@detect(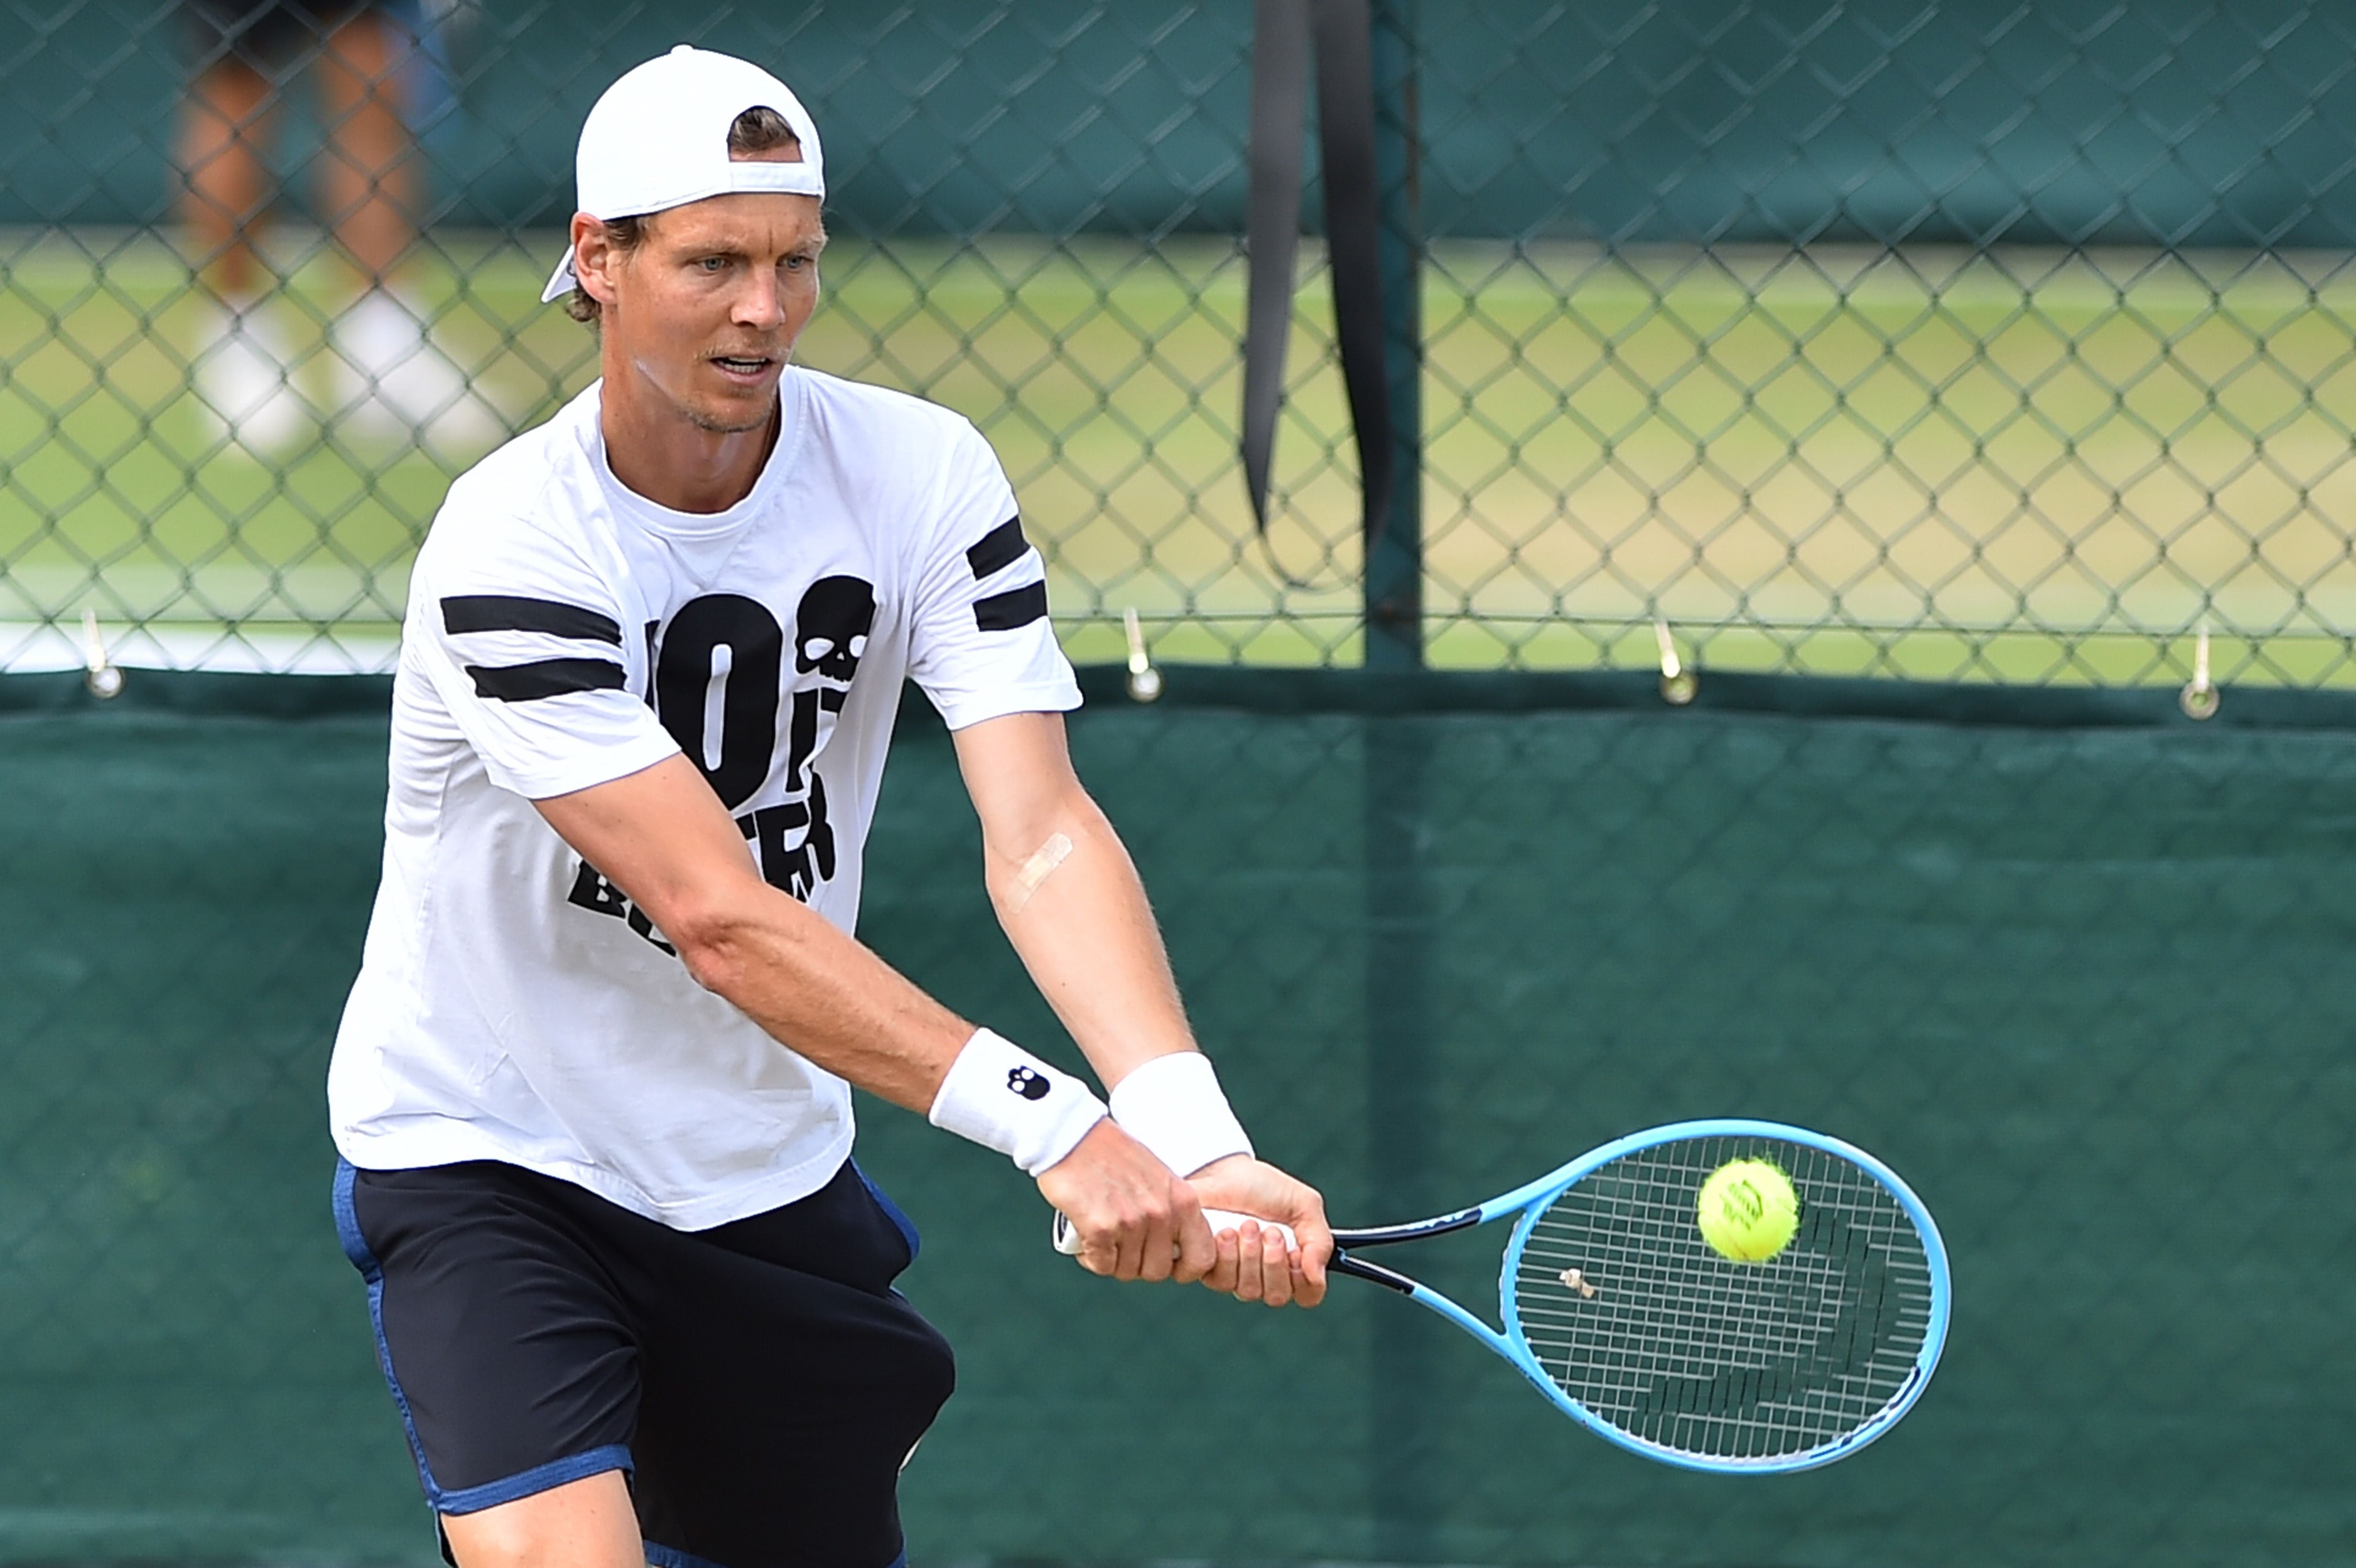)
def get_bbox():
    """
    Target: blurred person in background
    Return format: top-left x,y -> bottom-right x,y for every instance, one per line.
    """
176,0 -> 495,452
